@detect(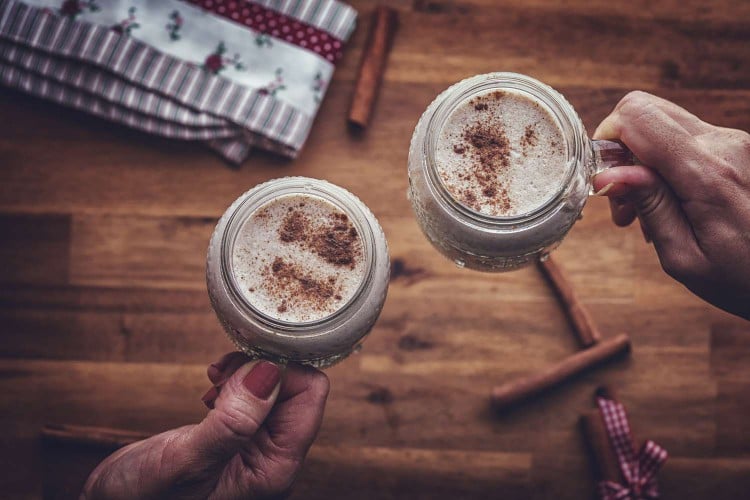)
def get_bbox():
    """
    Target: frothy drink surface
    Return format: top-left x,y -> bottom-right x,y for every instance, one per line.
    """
232,194 -> 366,323
435,88 -> 568,216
